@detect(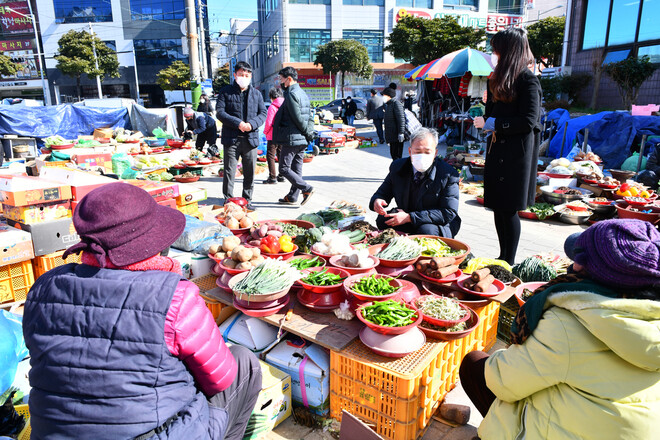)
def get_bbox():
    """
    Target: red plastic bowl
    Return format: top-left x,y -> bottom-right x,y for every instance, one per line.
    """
261,245 -> 298,261
419,308 -> 479,341
167,139 -> 185,148
456,278 -> 506,298
356,301 -> 422,335
368,243 -> 420,268
598,183 -> 618,189
414,295 -> 471,327
623,197 -> 650,207
311,246 -> 354,262
296,266 -> 349,294
297,289 -> 344,312
288,255 -> 326,269
218,258 -> 251,276
344,273 -> 402,302
582,178 -> 599,185
418,268 -> 463,284
514,281 -> 547,307
175,176 -> 200,183
233,295 -> 290,317
328,254 -> 379,275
